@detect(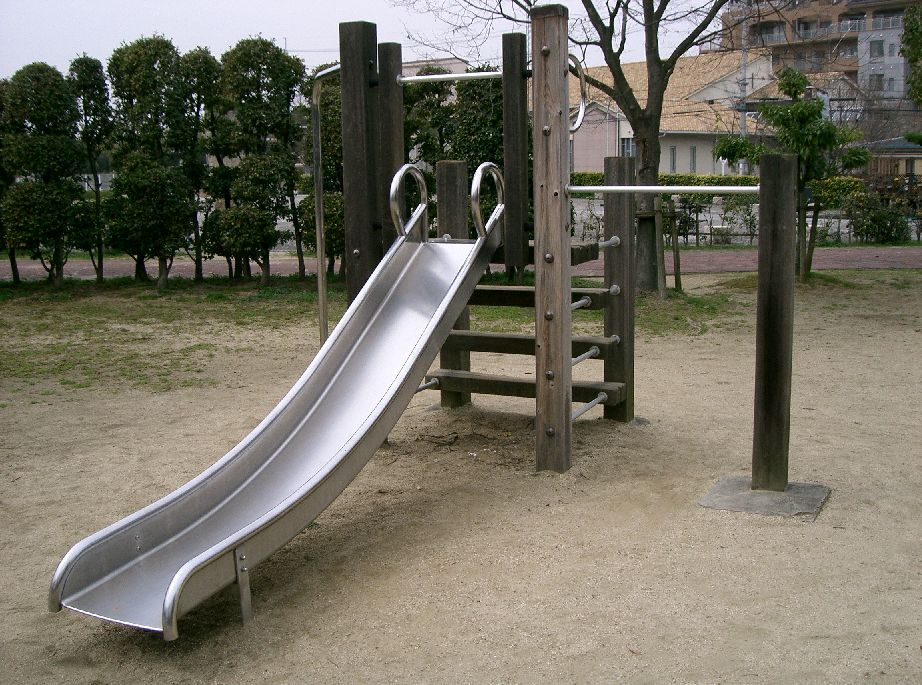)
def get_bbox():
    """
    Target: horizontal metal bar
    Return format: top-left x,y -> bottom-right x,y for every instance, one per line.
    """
570,296 -> 592,311
598,235 -> 621,248
398,71 -> 502,85
568,185 -> 760,195
571,392 -> 608,421
571,345 -> 600,367
416,378 -> 440,393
